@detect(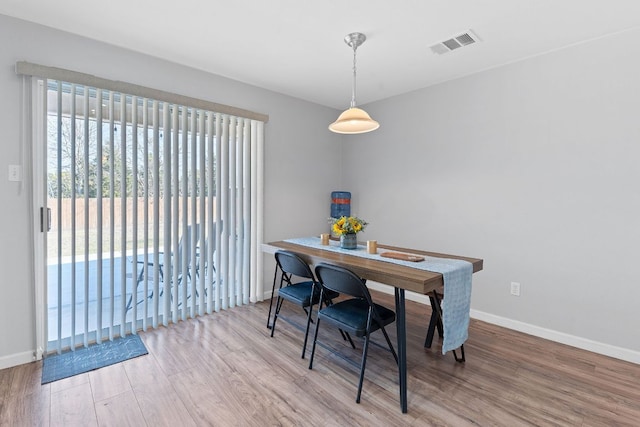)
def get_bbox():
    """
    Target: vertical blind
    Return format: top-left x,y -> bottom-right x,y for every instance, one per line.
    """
20,63 -> 266,354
